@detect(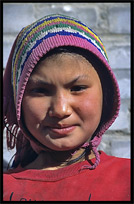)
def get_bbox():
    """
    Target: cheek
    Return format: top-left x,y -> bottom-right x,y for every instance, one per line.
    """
22,97 -> 48,122
77,90 -> 102,124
